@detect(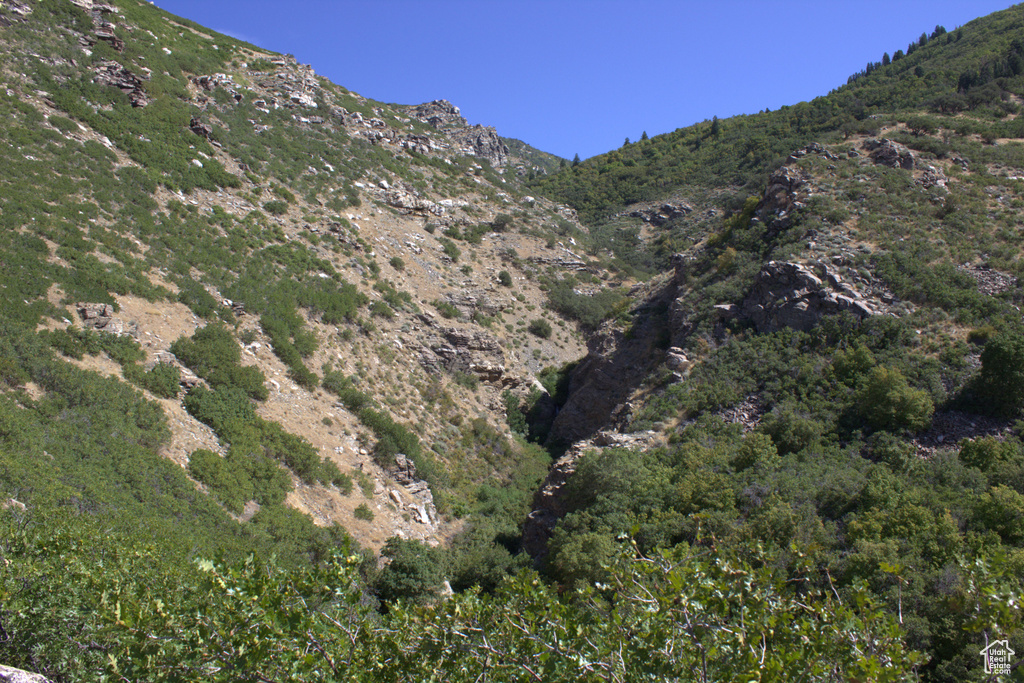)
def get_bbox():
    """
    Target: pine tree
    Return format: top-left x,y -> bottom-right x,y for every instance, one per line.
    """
641,131 -> 649,141
572,153 -> 580,167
